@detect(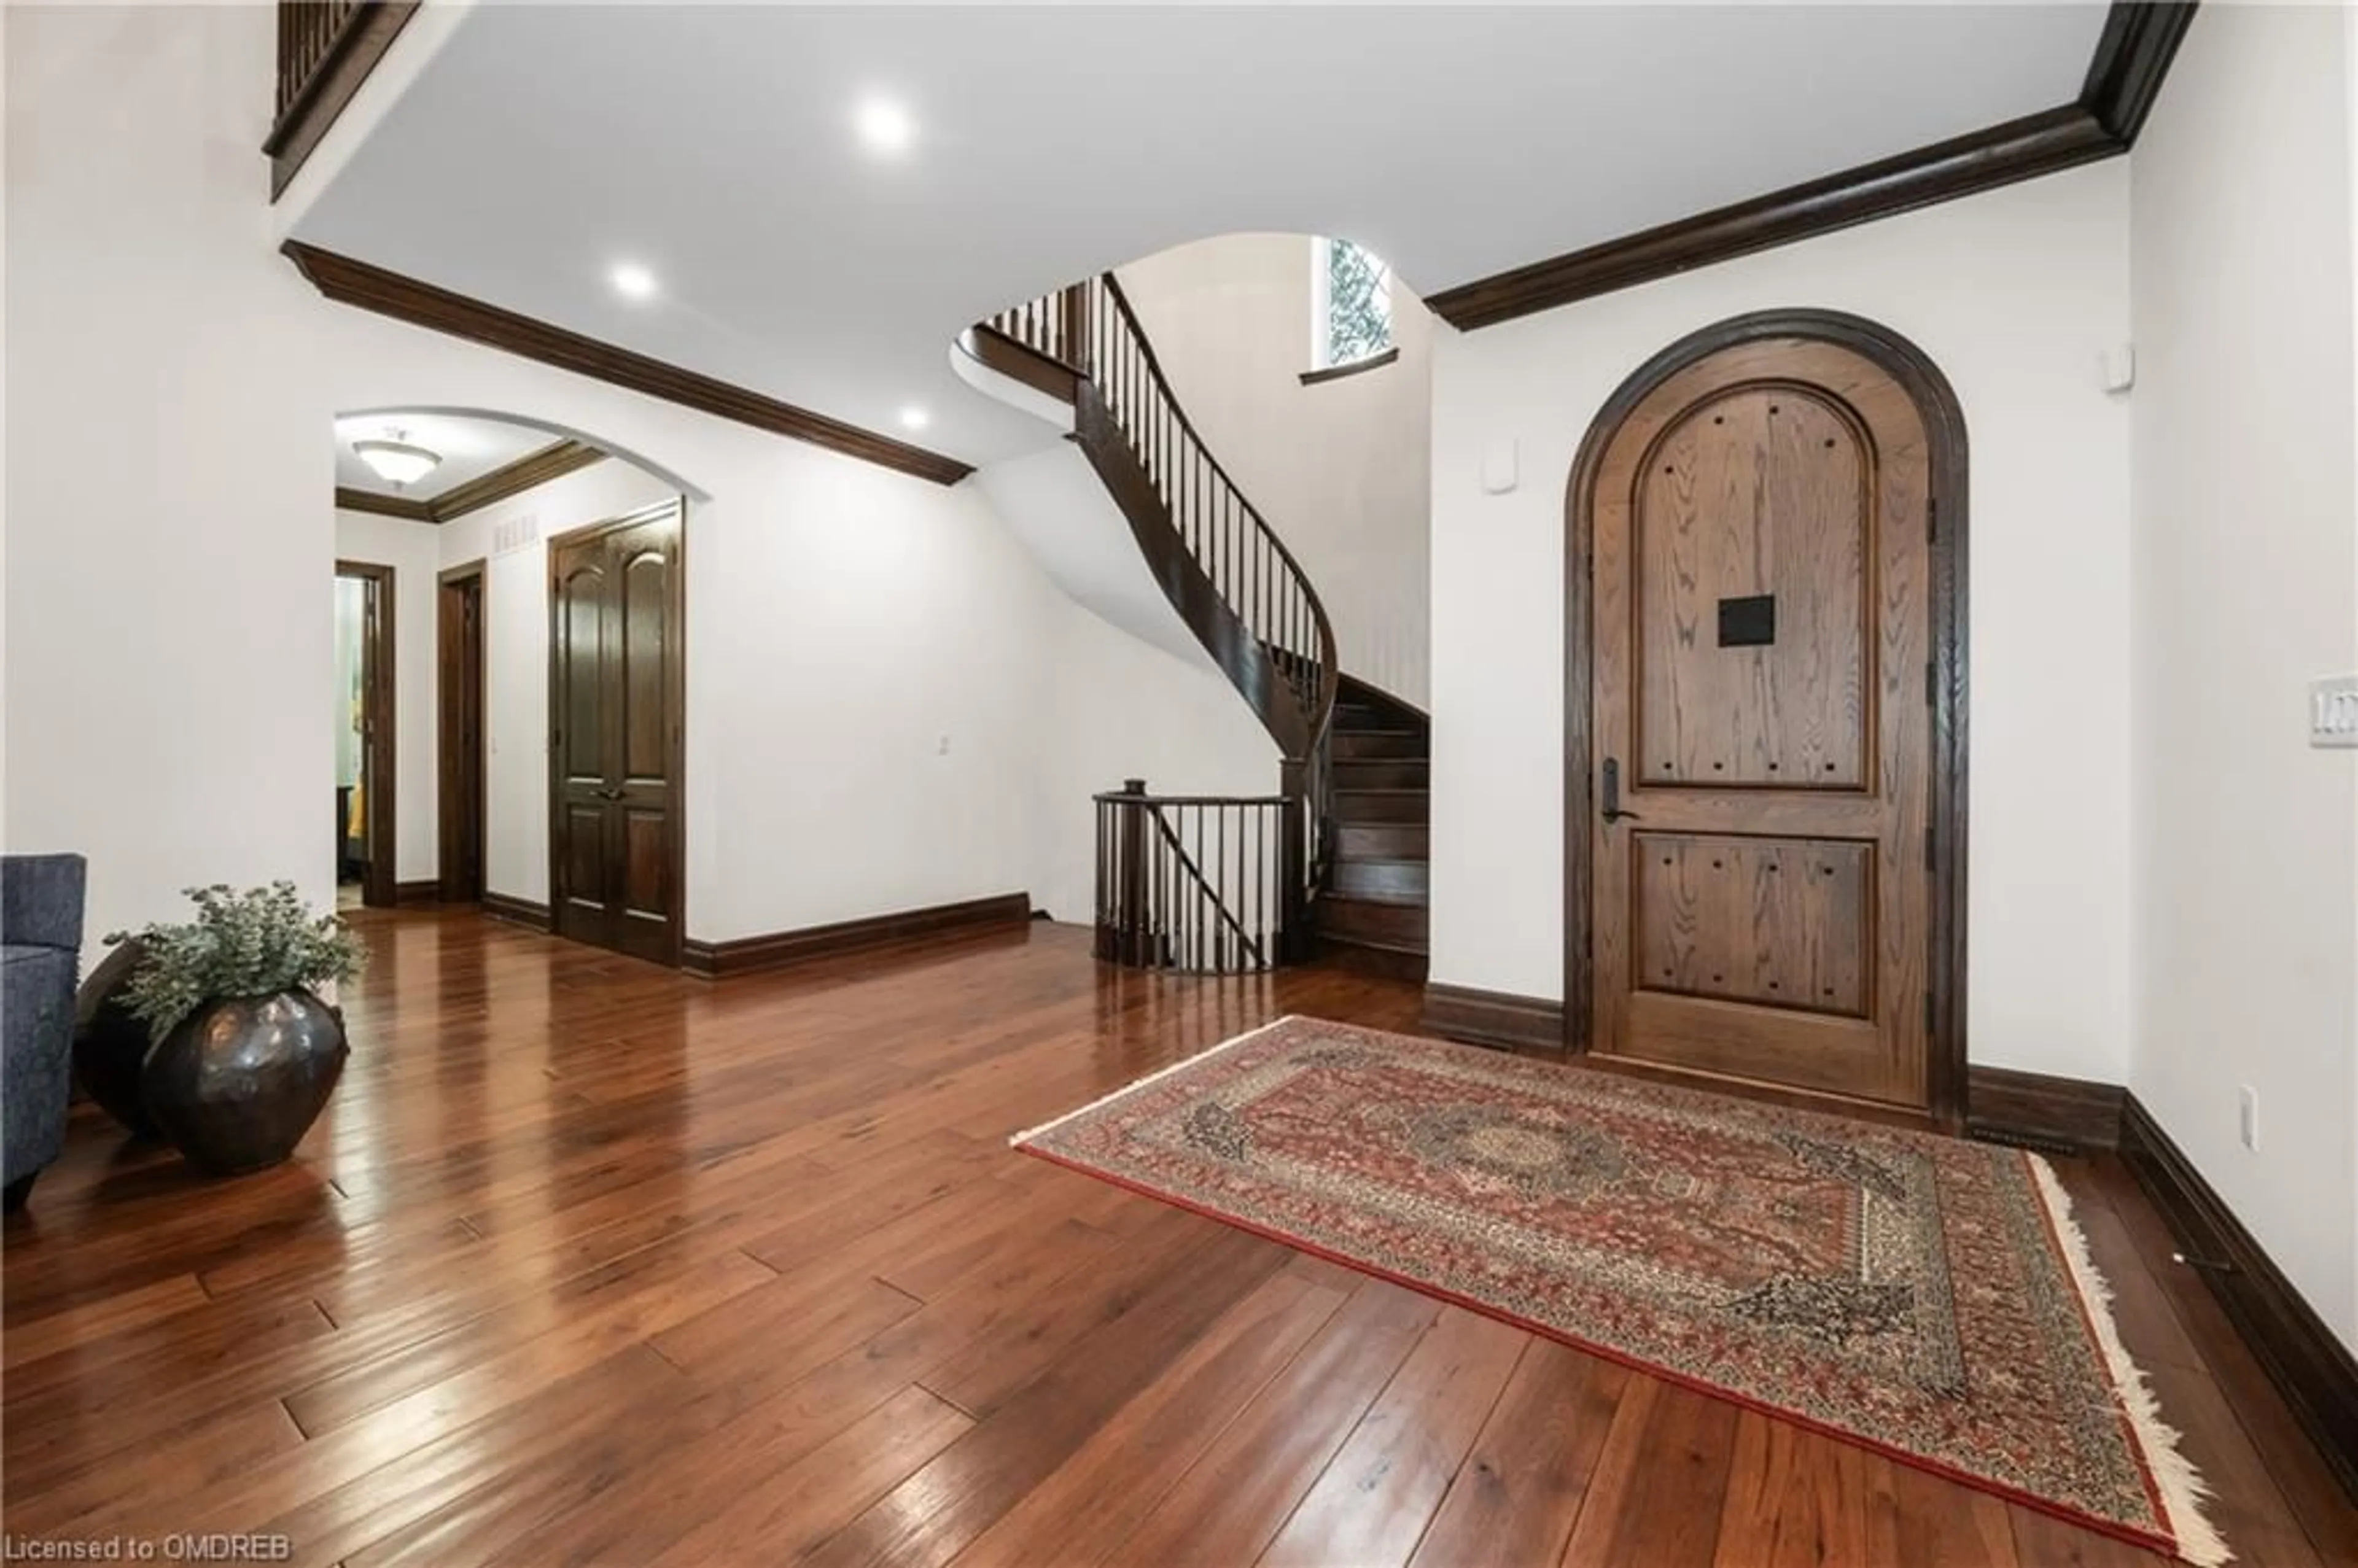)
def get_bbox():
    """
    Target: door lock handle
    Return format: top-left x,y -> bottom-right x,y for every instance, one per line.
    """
595,786 -> 625,801
1601,758 -> 1643,825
